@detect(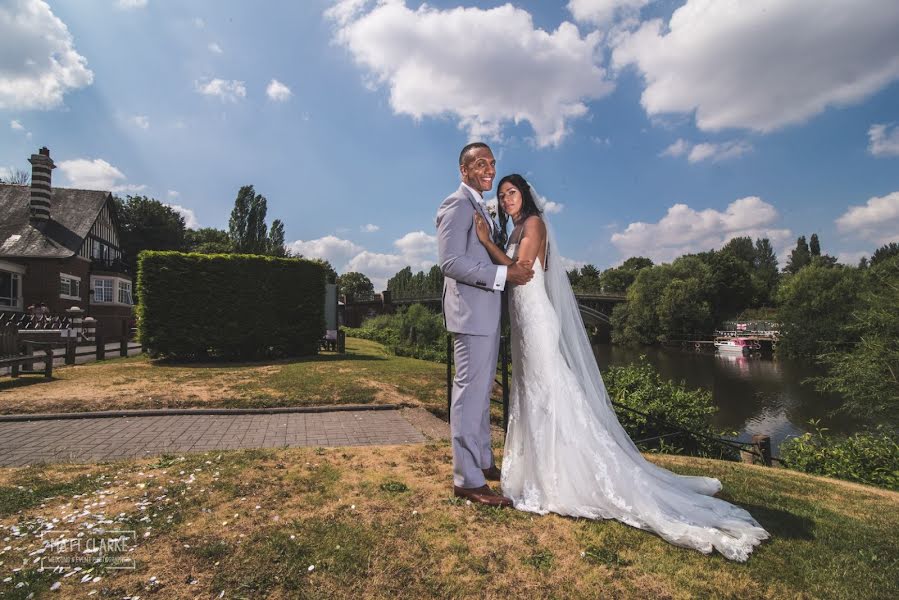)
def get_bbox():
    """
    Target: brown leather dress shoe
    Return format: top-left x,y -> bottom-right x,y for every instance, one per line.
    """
453,485 -> 513,508
482,466 -> 502,482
